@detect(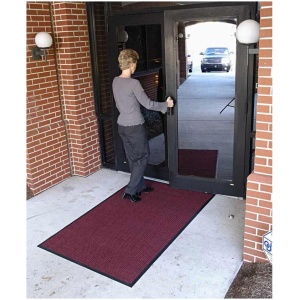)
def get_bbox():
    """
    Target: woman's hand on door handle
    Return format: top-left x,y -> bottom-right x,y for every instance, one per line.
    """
166,96 -> 175,115
166,96 -> 174,107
